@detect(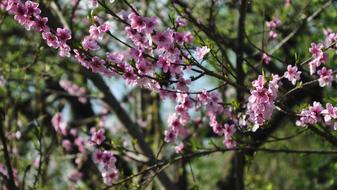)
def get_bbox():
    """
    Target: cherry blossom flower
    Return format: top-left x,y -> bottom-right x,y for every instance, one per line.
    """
321,103 -> 337,123
93,150 -> 104,163
223,138 -> 237,149
144,16 -> 157,33
129,12 -> 146,32
266,18 -> 281,30
102,169 -> 119,185
51,112 -> 67,135
90,128 -> 105,145
74,137 -> 86,153
56,28 -> 71,43
284,65 -> 301,85
195,46 -> 210,60
247,75 -> 280,129
152,30 -> 174,49
317,67 -> 333,87
175,142 -> 184,153
82,36 -> 100,51
25,1 -> 40,16
223,123 -> 236,139
32,16 -> 49,32
297,102 -> 323,127
58,43 -> 71,58
164,129 -> 177,143
262,53 -> 271,64
42,32 -> 59,48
